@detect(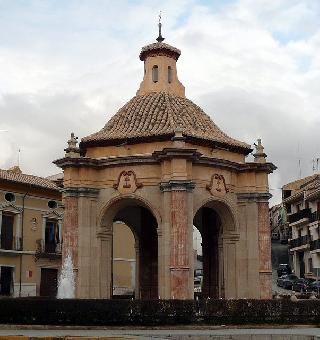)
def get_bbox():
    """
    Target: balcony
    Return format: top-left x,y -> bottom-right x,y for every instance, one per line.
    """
289,235 -> 310,249
310,239 -> 320,251
0,236 -> 22,254
288,208 -> 311,225
35,239 -> 62,260
310,211 -> 320,223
